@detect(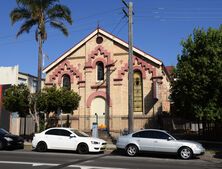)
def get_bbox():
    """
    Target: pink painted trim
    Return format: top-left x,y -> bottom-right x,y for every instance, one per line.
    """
48,60 -> 84,85
44,28 -> 162,73
91,84 -> 106,89
113,56 -> 157,81
133,66 -> 146,79
92,57 -> 107,69
86,91 -> 112,108
84,45 -> 114,69
58,71 -> 74,85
